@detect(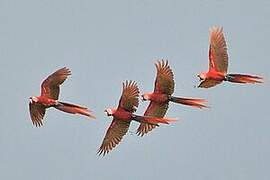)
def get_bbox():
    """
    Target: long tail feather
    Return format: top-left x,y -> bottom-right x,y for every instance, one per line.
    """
133,115 -> 177,125
170,96 -> 208,109
226,74 -> 263,84
55,101 -> 96,119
